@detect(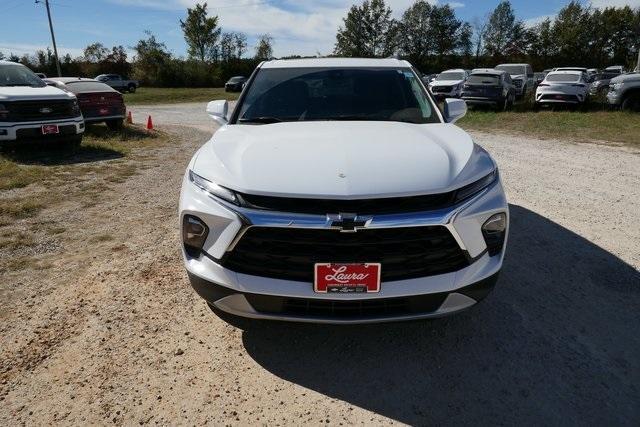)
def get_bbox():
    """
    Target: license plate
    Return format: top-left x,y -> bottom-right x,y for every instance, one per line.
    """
555,95 -> 564,99
41,124 -> 59,135
314,263 -> 381,293
99,108 -> 110,115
